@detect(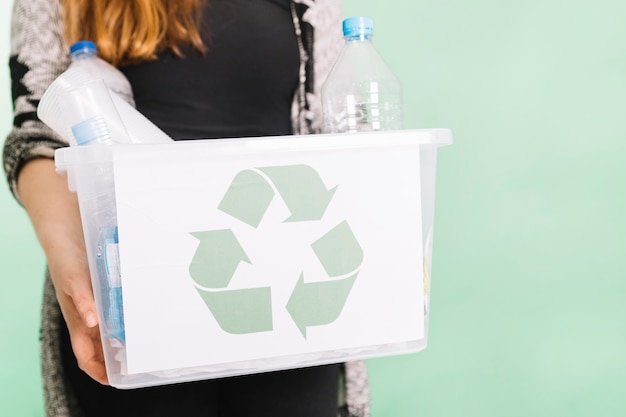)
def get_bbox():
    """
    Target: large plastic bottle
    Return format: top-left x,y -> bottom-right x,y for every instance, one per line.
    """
69,40 -> 135,106
69,41 -> 128,341
321,17 -> 403,133
37,41 -> 174,145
